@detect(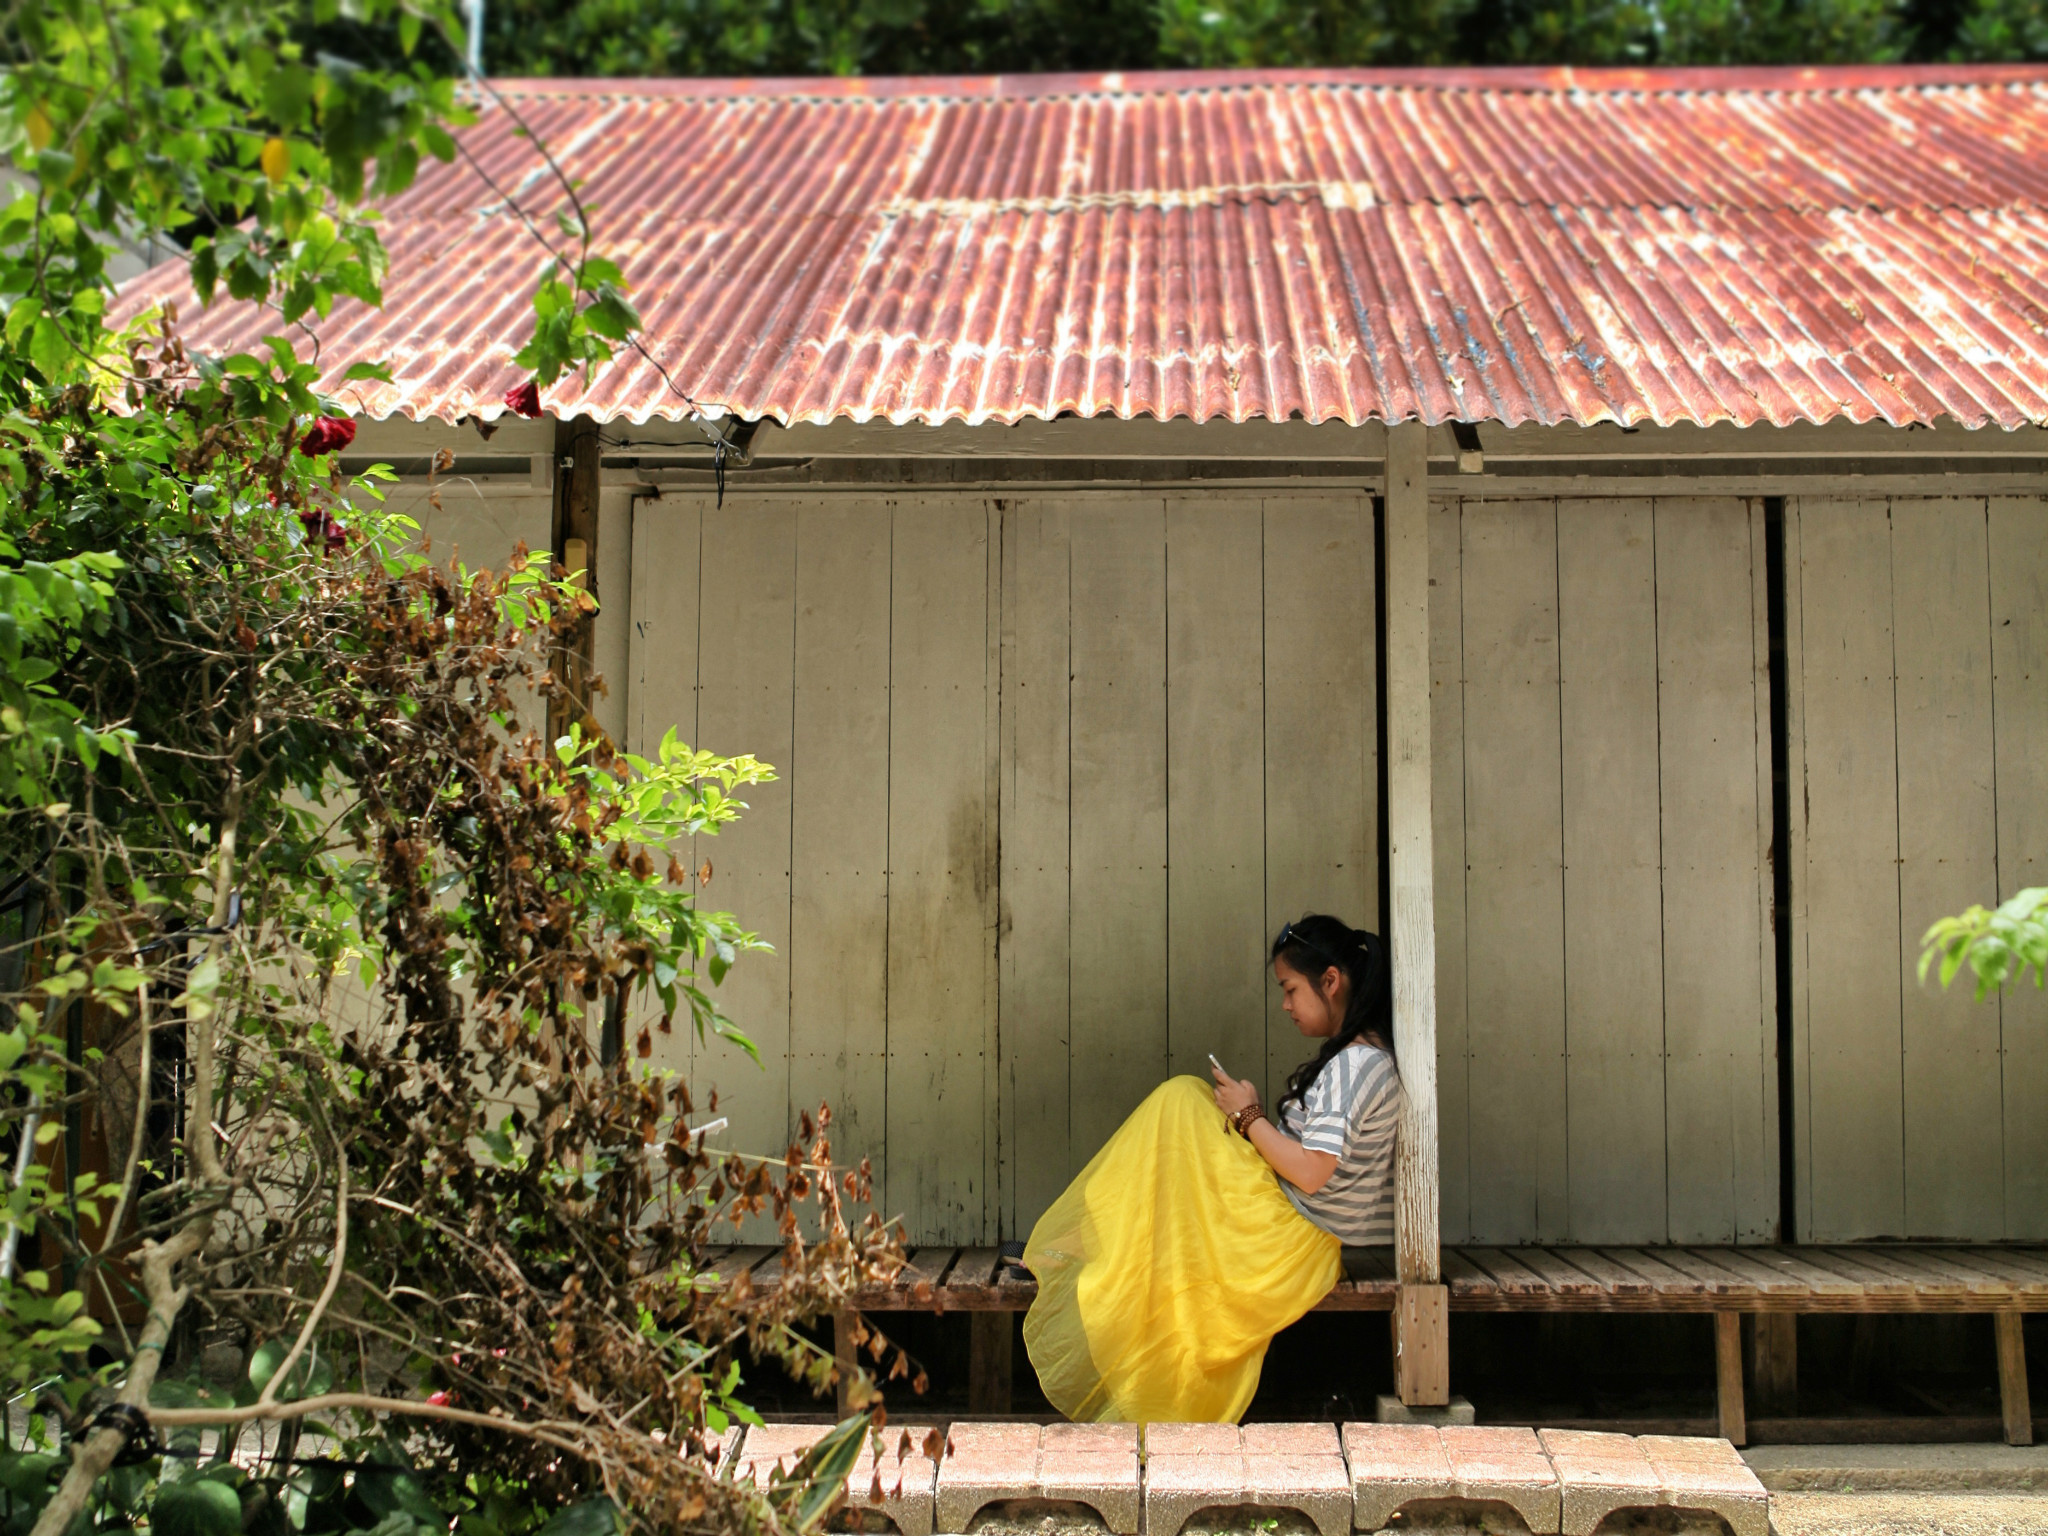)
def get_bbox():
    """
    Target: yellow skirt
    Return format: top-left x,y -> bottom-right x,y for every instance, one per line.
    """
1021,1076 -> 1342,1423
